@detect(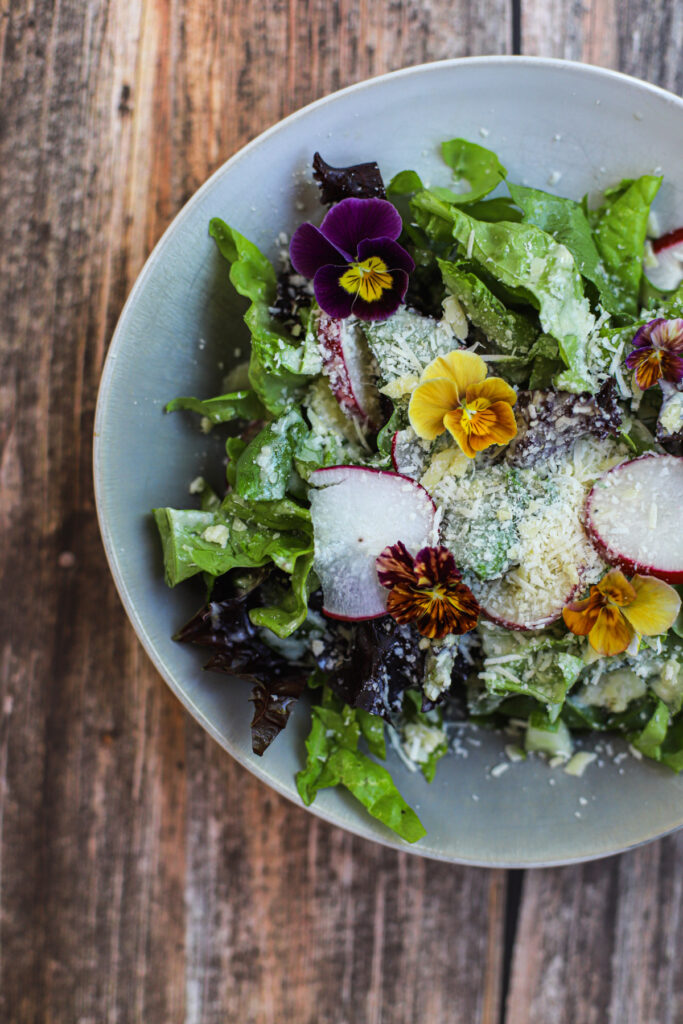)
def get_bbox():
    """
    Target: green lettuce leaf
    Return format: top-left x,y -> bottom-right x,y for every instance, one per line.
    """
209,218 -> 321,414
437,258 -> 538,354
225,436 -> 248,488
248,549 -> 315,636
631,698 -> 669,759
165,390 -> 265,424
153,494 -> 312,584
527,334 -> 564,389
293,379 -> 366,480
462,196 -> 522,223
507,181 -> 622,315
661,715 -> 683,772
387,169 -> 425,196
357,709 -> 387,760
235,408 -> 308,501
154,495 -> 314,637
432,138 -> 507,205
658,283 -> 683,318
478,626 -> 584,721
412,192 -> 596,391
589,174 -> 662,317
296,686 -> 426,843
